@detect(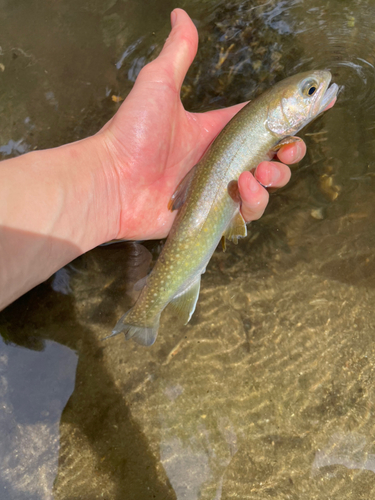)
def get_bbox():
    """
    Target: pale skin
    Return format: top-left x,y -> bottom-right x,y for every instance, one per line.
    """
0,9 -> 307,311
